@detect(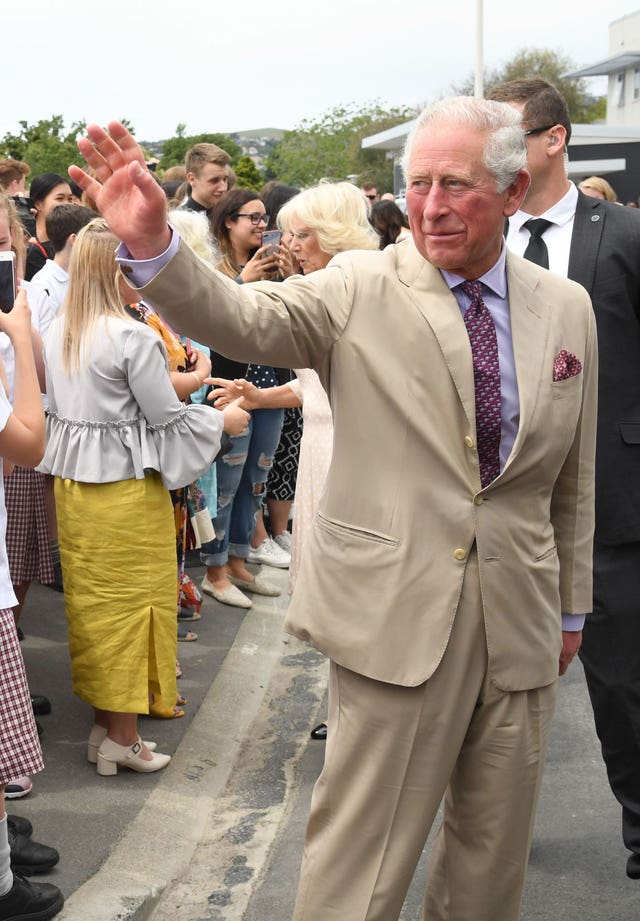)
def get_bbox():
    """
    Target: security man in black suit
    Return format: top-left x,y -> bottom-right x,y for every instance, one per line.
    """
490,77 -> 640,880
